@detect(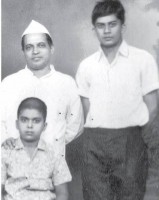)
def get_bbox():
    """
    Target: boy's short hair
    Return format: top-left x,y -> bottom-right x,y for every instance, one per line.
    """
17,97 -> 47,121
92,0 -> 125,25
21,33 -> 53,51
